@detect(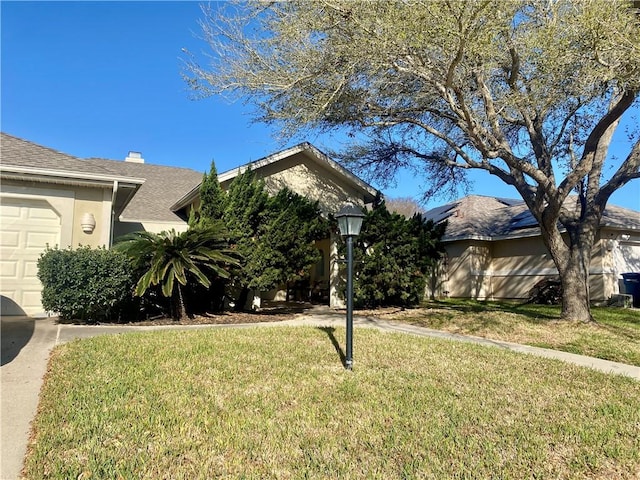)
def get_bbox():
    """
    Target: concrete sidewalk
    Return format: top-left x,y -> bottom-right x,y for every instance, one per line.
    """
2,312 -> 638,479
